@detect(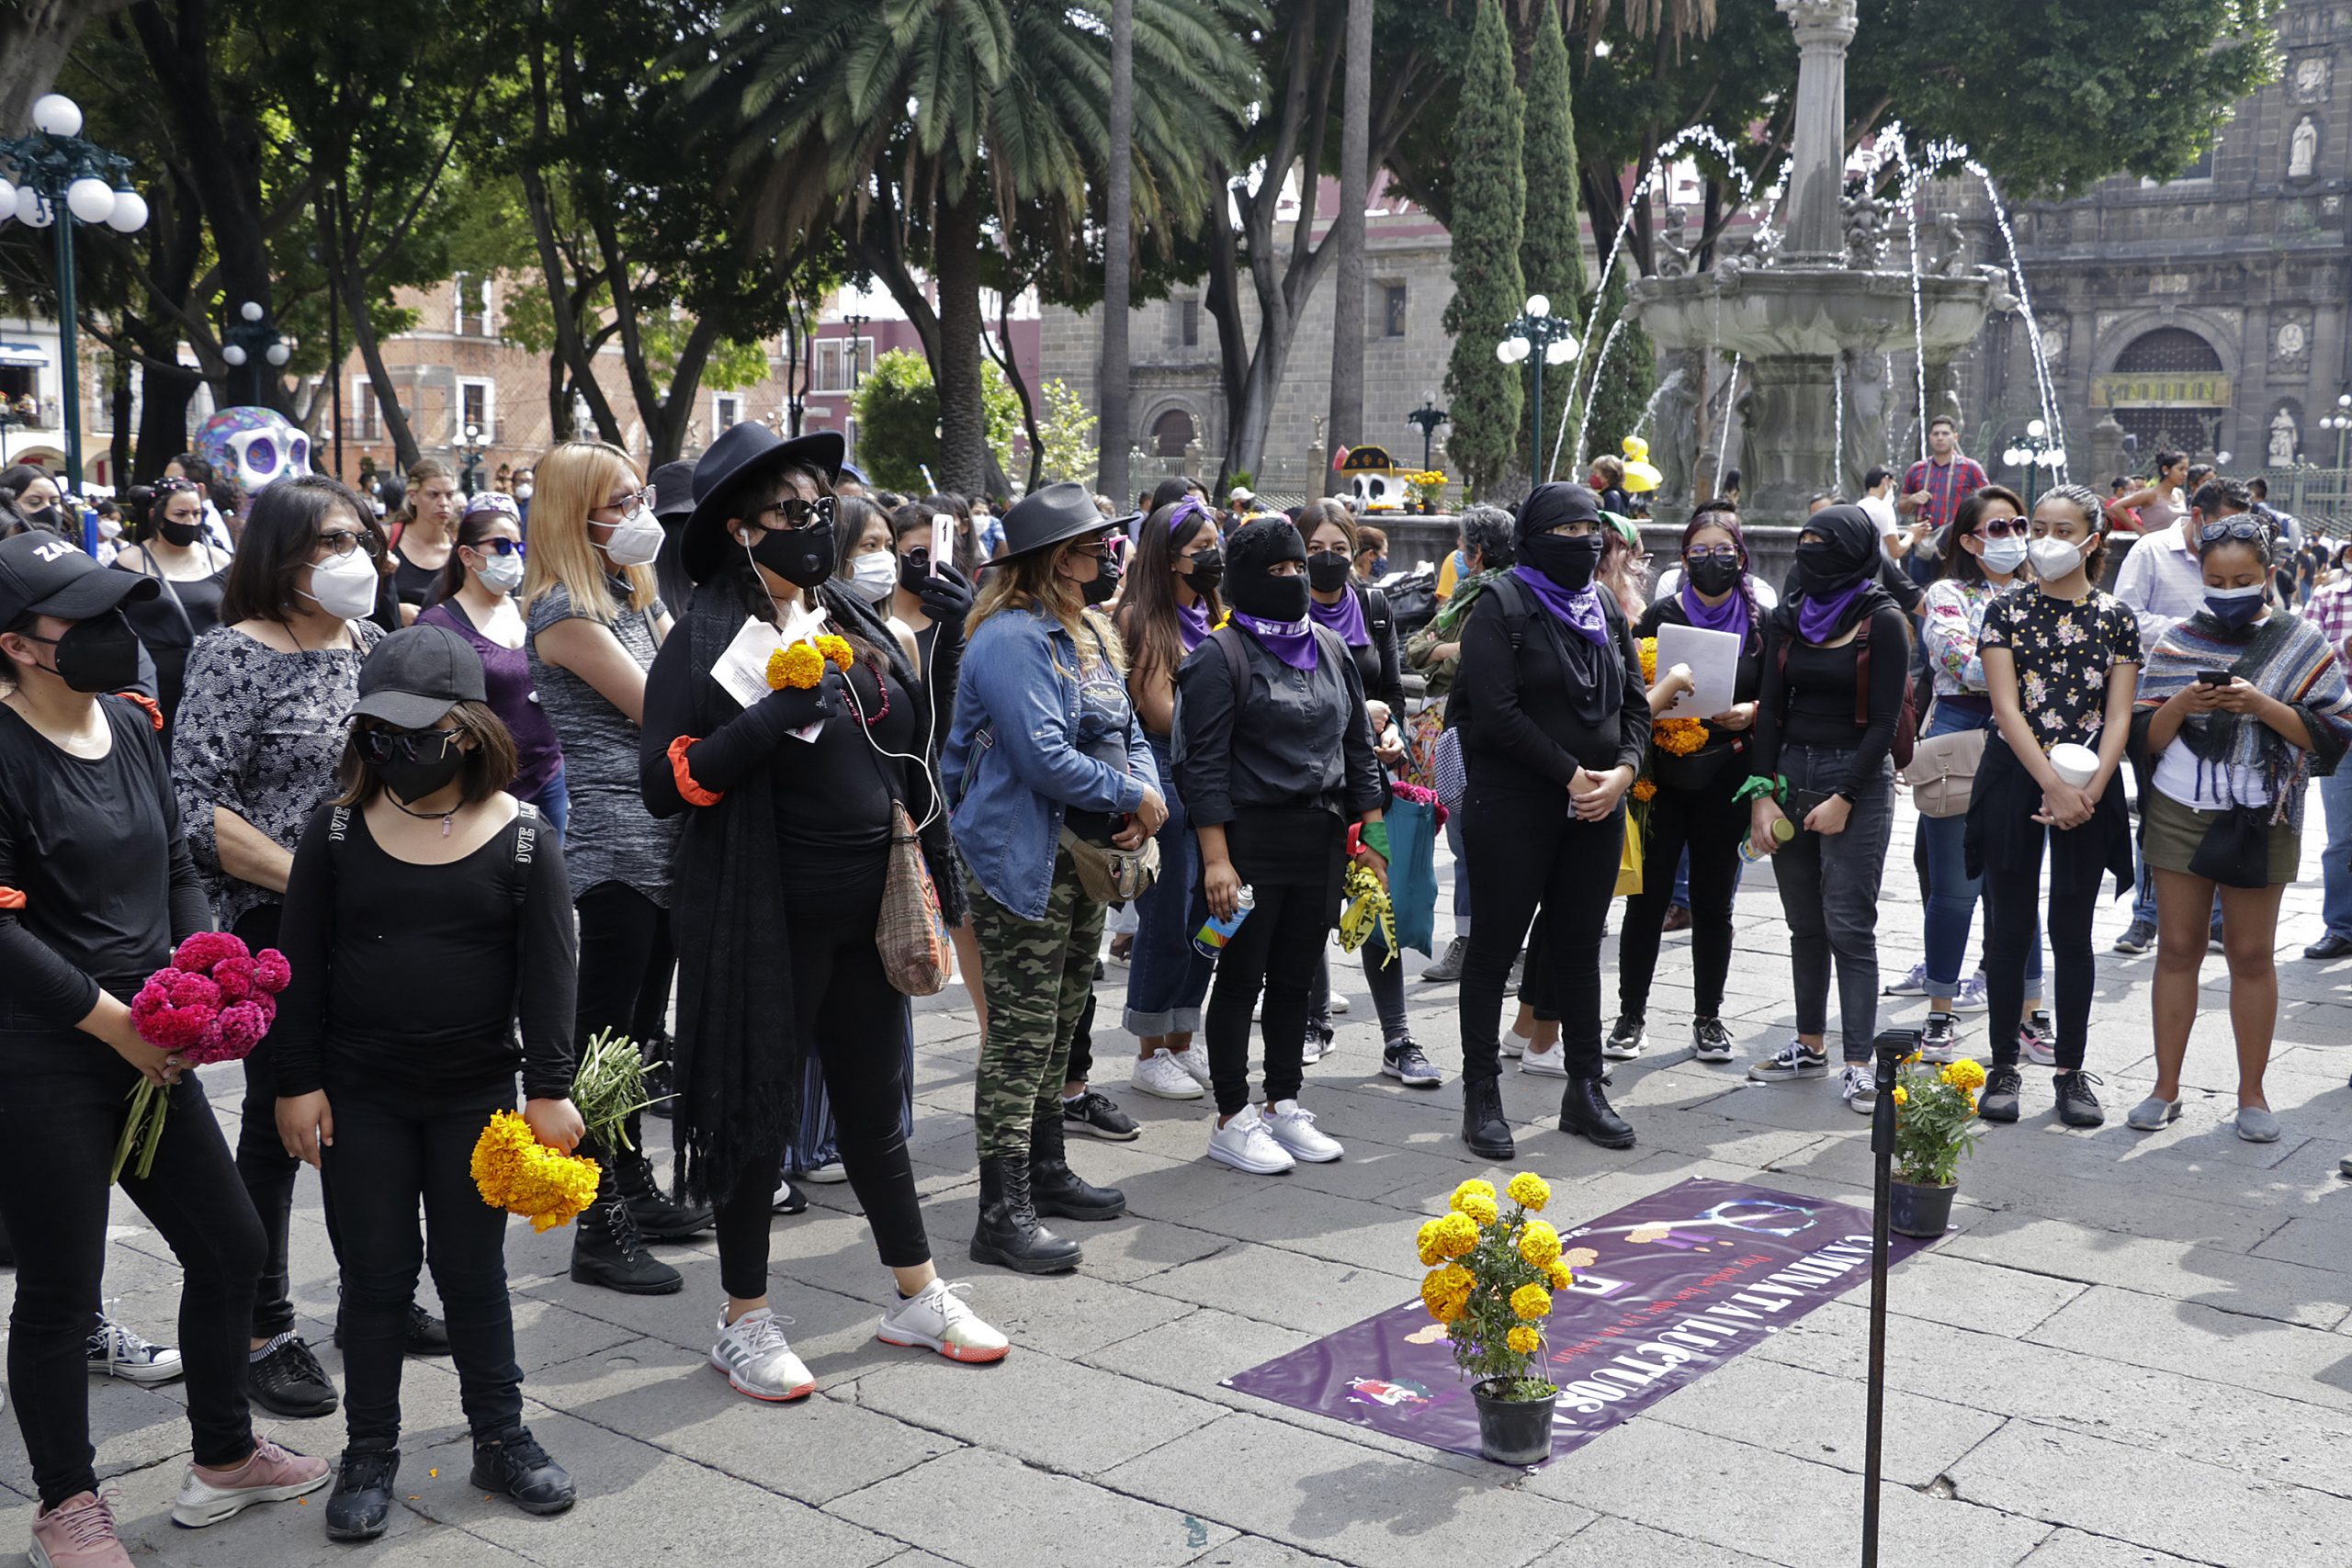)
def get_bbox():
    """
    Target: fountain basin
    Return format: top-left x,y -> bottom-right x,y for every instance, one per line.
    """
1629,265 -> 2001,359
